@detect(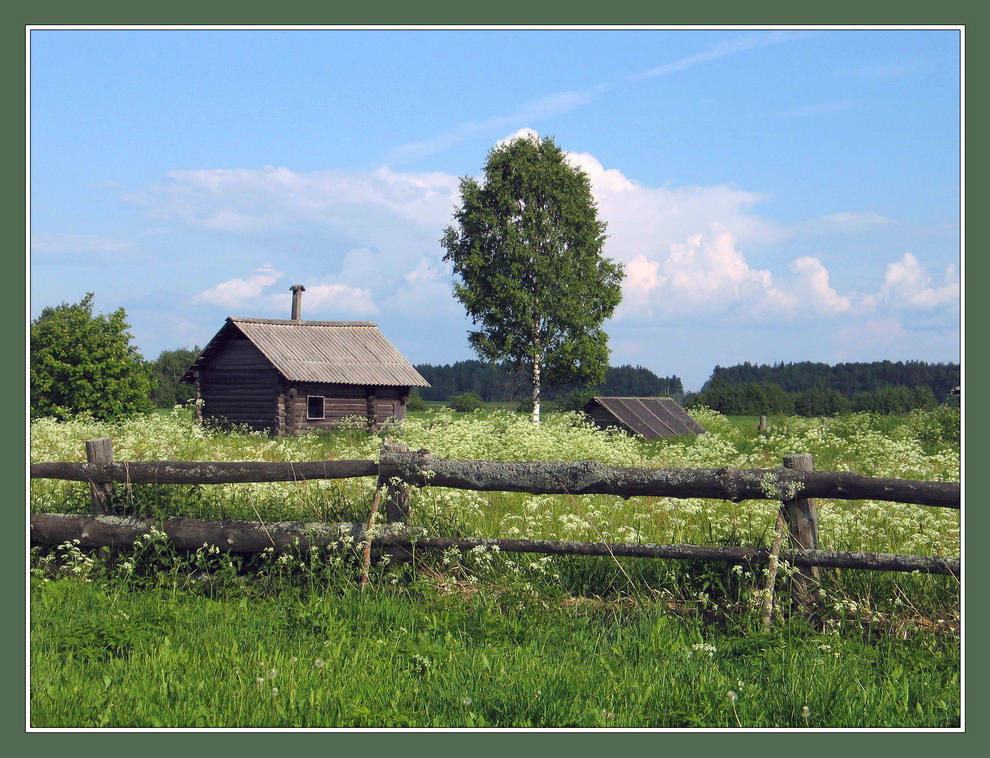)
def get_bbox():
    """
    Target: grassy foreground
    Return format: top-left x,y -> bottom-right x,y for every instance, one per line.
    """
30,406 -> 961,728
31,575 -> 958,729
